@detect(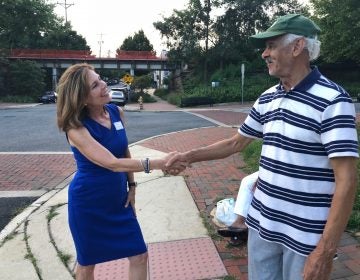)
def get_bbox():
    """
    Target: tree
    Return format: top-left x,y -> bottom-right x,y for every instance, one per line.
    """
41,22 -> 90,50
0,0 -> 90,51
116,30 -> 154,52
7,60 -> 46,98
154,0 -> 220,82
132,75 -> 152,93
0,0 -> 90,100
213,0 -> 307,68
310,0 -> 360,63
154,0 -> 307,82
0,0 -> 58,49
